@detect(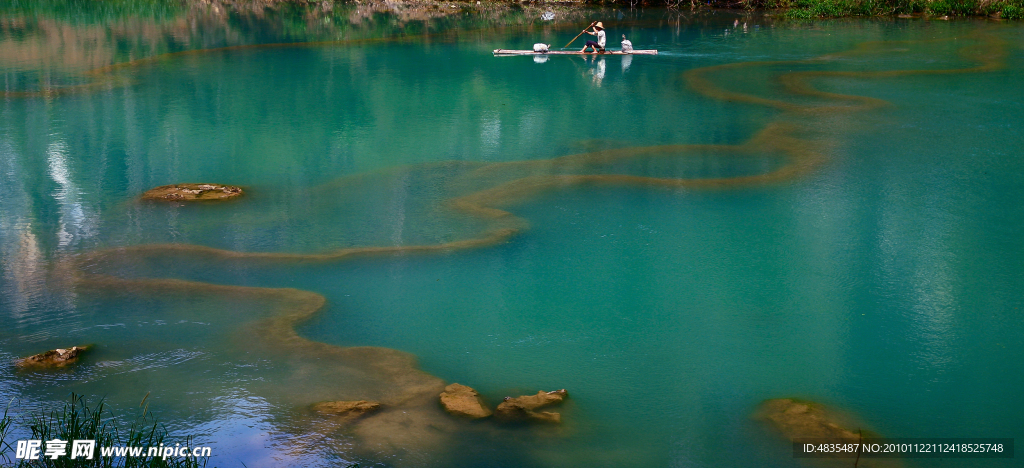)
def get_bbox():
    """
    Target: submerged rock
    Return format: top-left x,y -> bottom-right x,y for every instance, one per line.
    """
756,398 -> 859,440
495,389 -> 567,423
440,383 -> 492,419
141,183 -> 243,201
16,346 -> 89,368
311,400 -> 382,420
756,399 -> 904,467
